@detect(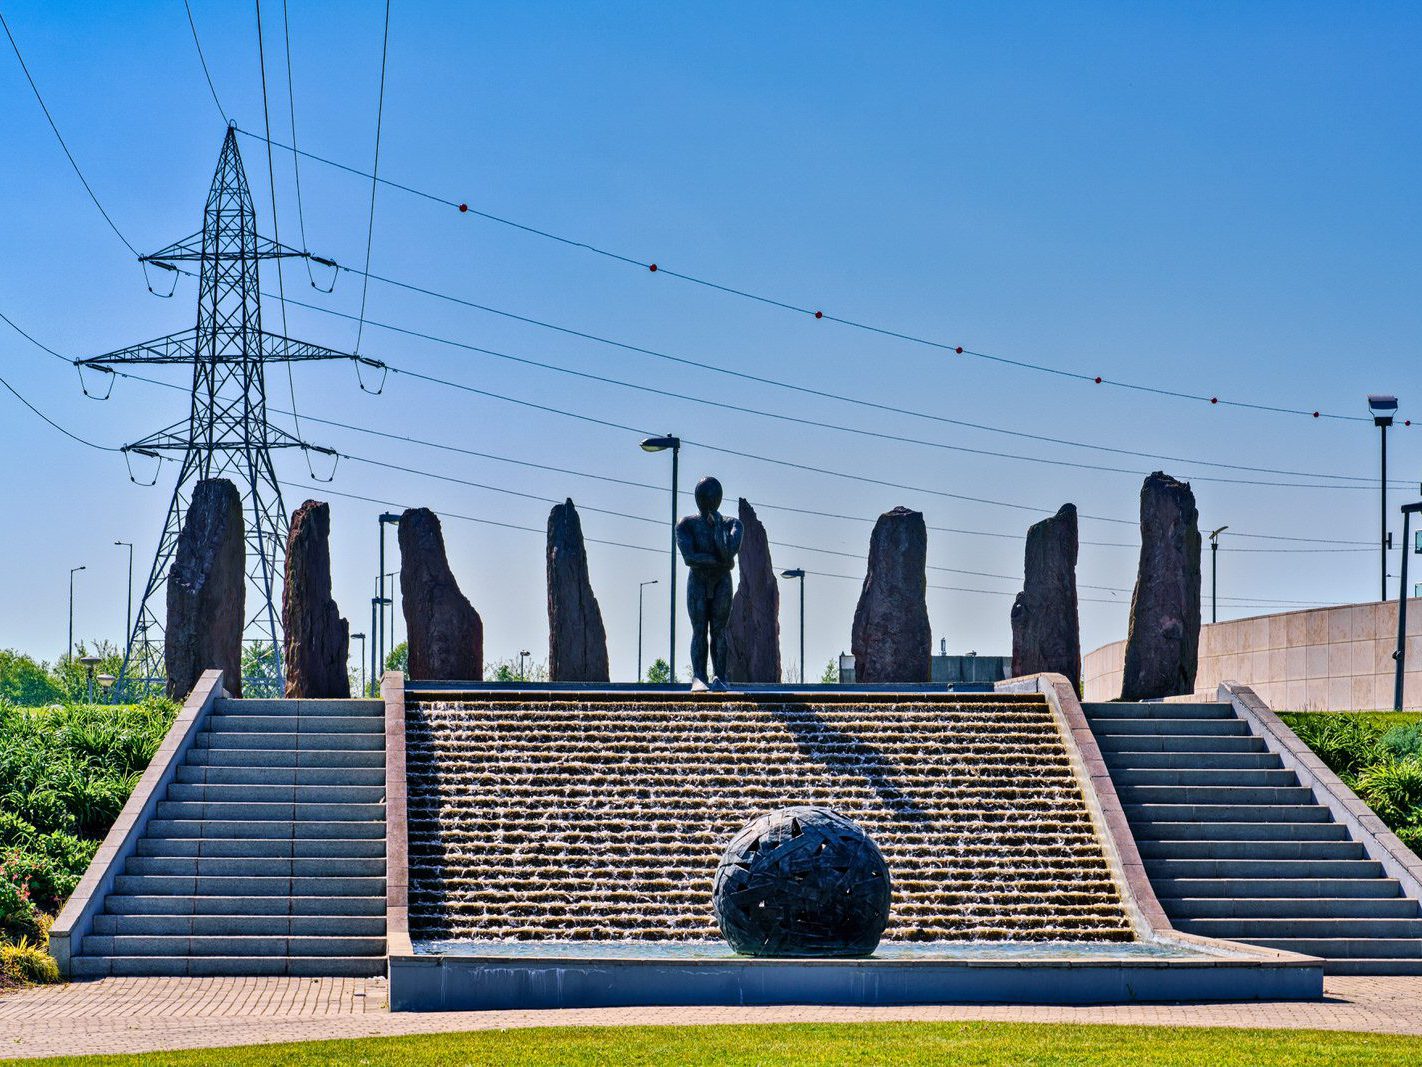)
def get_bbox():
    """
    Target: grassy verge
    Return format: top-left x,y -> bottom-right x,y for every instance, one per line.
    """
0,697 -> 177,988
9,1021 -> 1422,1066
1279,711 -> 1422,855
